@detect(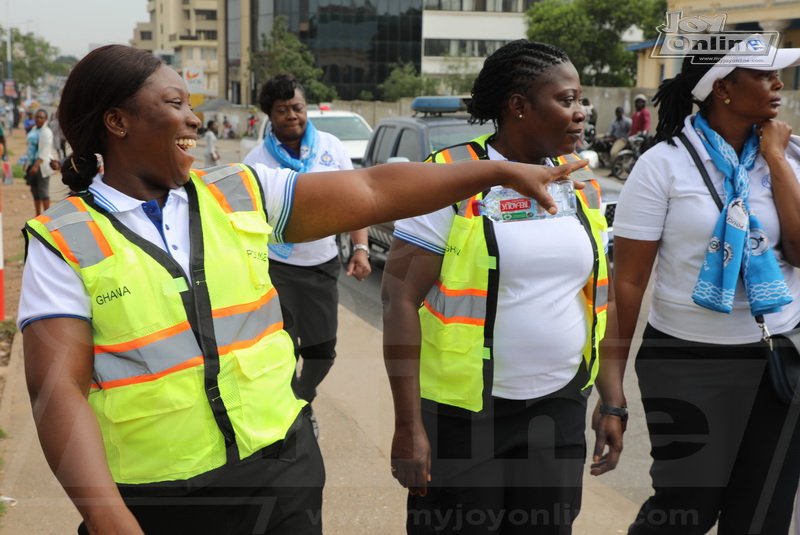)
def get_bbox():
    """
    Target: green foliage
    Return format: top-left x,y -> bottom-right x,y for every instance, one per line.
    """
439,53 -> 478,96
248,16 -> 338,104
378,63 -> 438,102
357,90 -> 374,101
525,0 -> 666,87
0,28 -> 67,96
